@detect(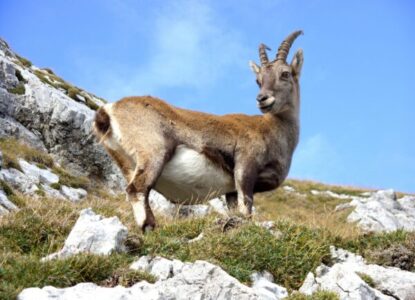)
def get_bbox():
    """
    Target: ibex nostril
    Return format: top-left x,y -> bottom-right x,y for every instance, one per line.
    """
257,94 -> 269,102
